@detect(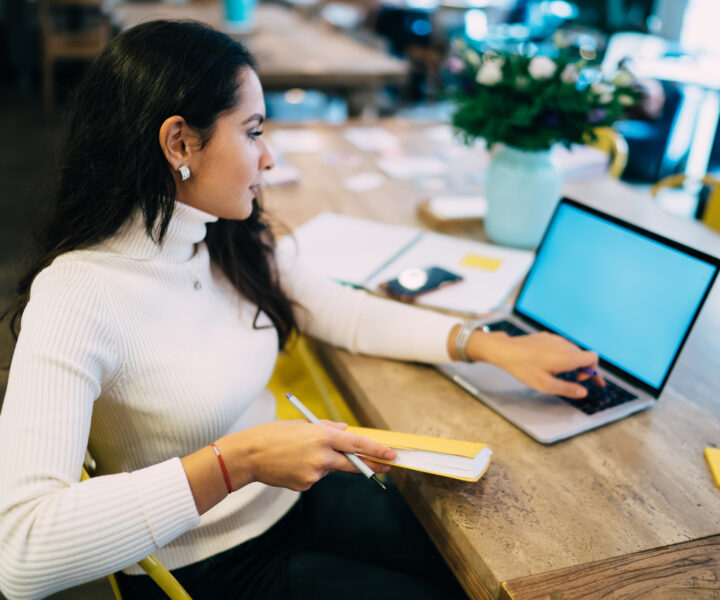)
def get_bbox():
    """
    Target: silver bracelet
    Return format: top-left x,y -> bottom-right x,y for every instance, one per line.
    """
453,319 -> 488,362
